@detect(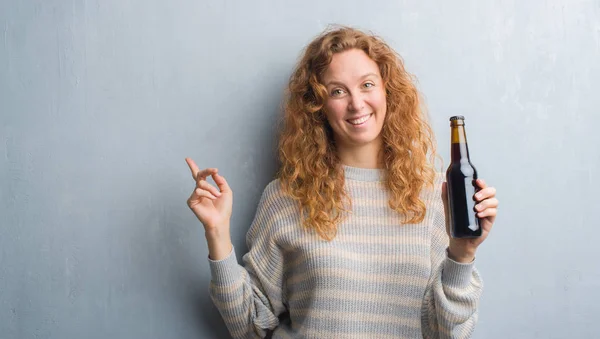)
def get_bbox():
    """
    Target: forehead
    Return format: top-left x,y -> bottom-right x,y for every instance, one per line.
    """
322,49 -> 381,82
